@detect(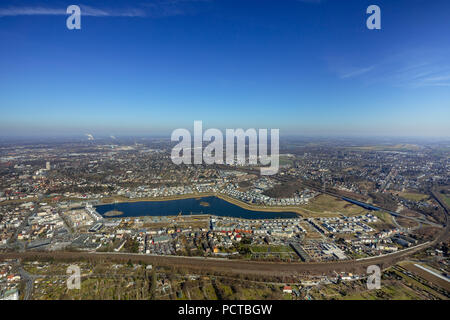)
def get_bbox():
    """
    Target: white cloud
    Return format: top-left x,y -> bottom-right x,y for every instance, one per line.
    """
390,62 -> 450,88
340,66 -> 375,79
0,7 -> 66,17
0,5 -> 146,17
297,0 -> 323,3
333,51 -> 450,88
81,5 -> 146,17
0,1 -> 211,18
